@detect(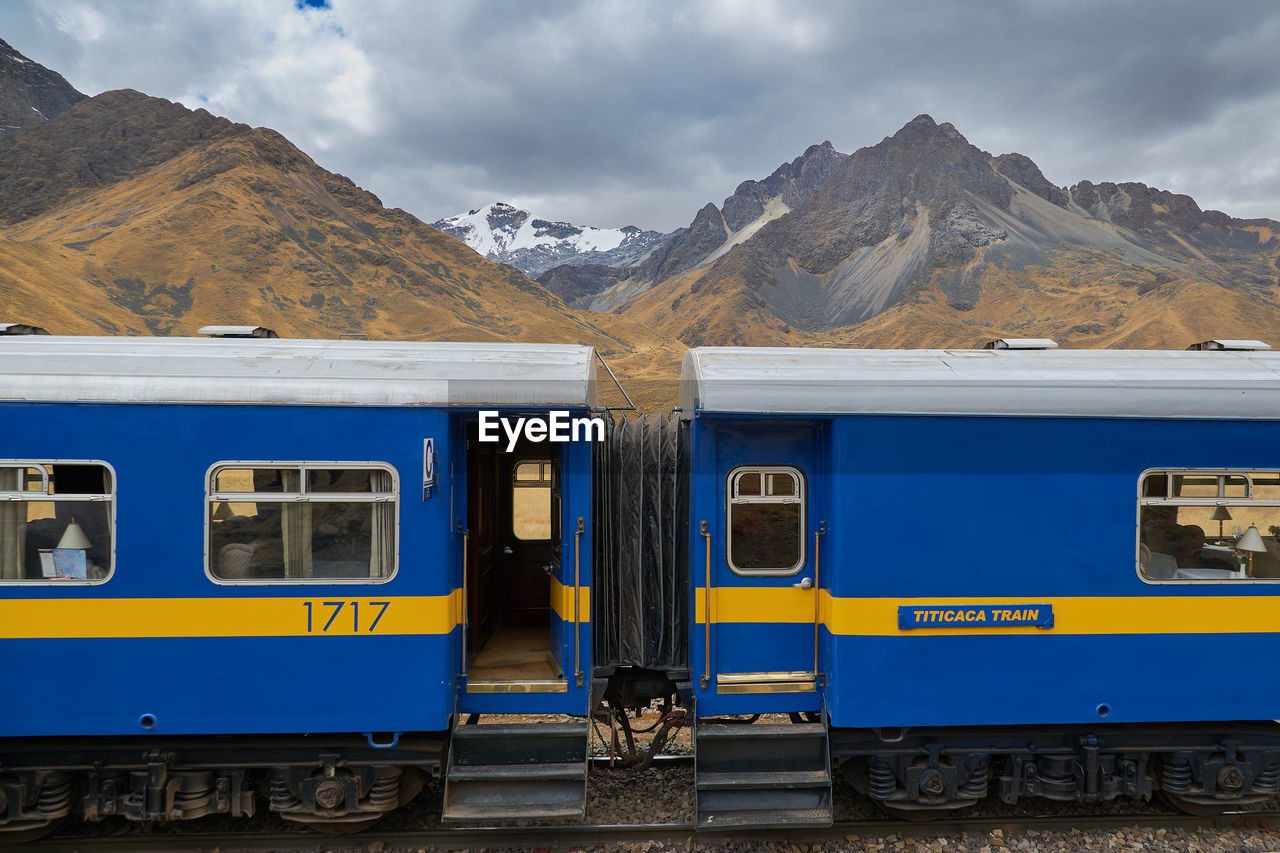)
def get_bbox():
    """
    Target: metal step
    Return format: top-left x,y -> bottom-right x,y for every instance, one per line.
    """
698,805 -> 833,829
447,762 -> 585,782
698,722 -> 828,741
442,801 -> 585,821
697,769 -> 832,789
442,720 -> 588,821
695,719 -> 832,830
